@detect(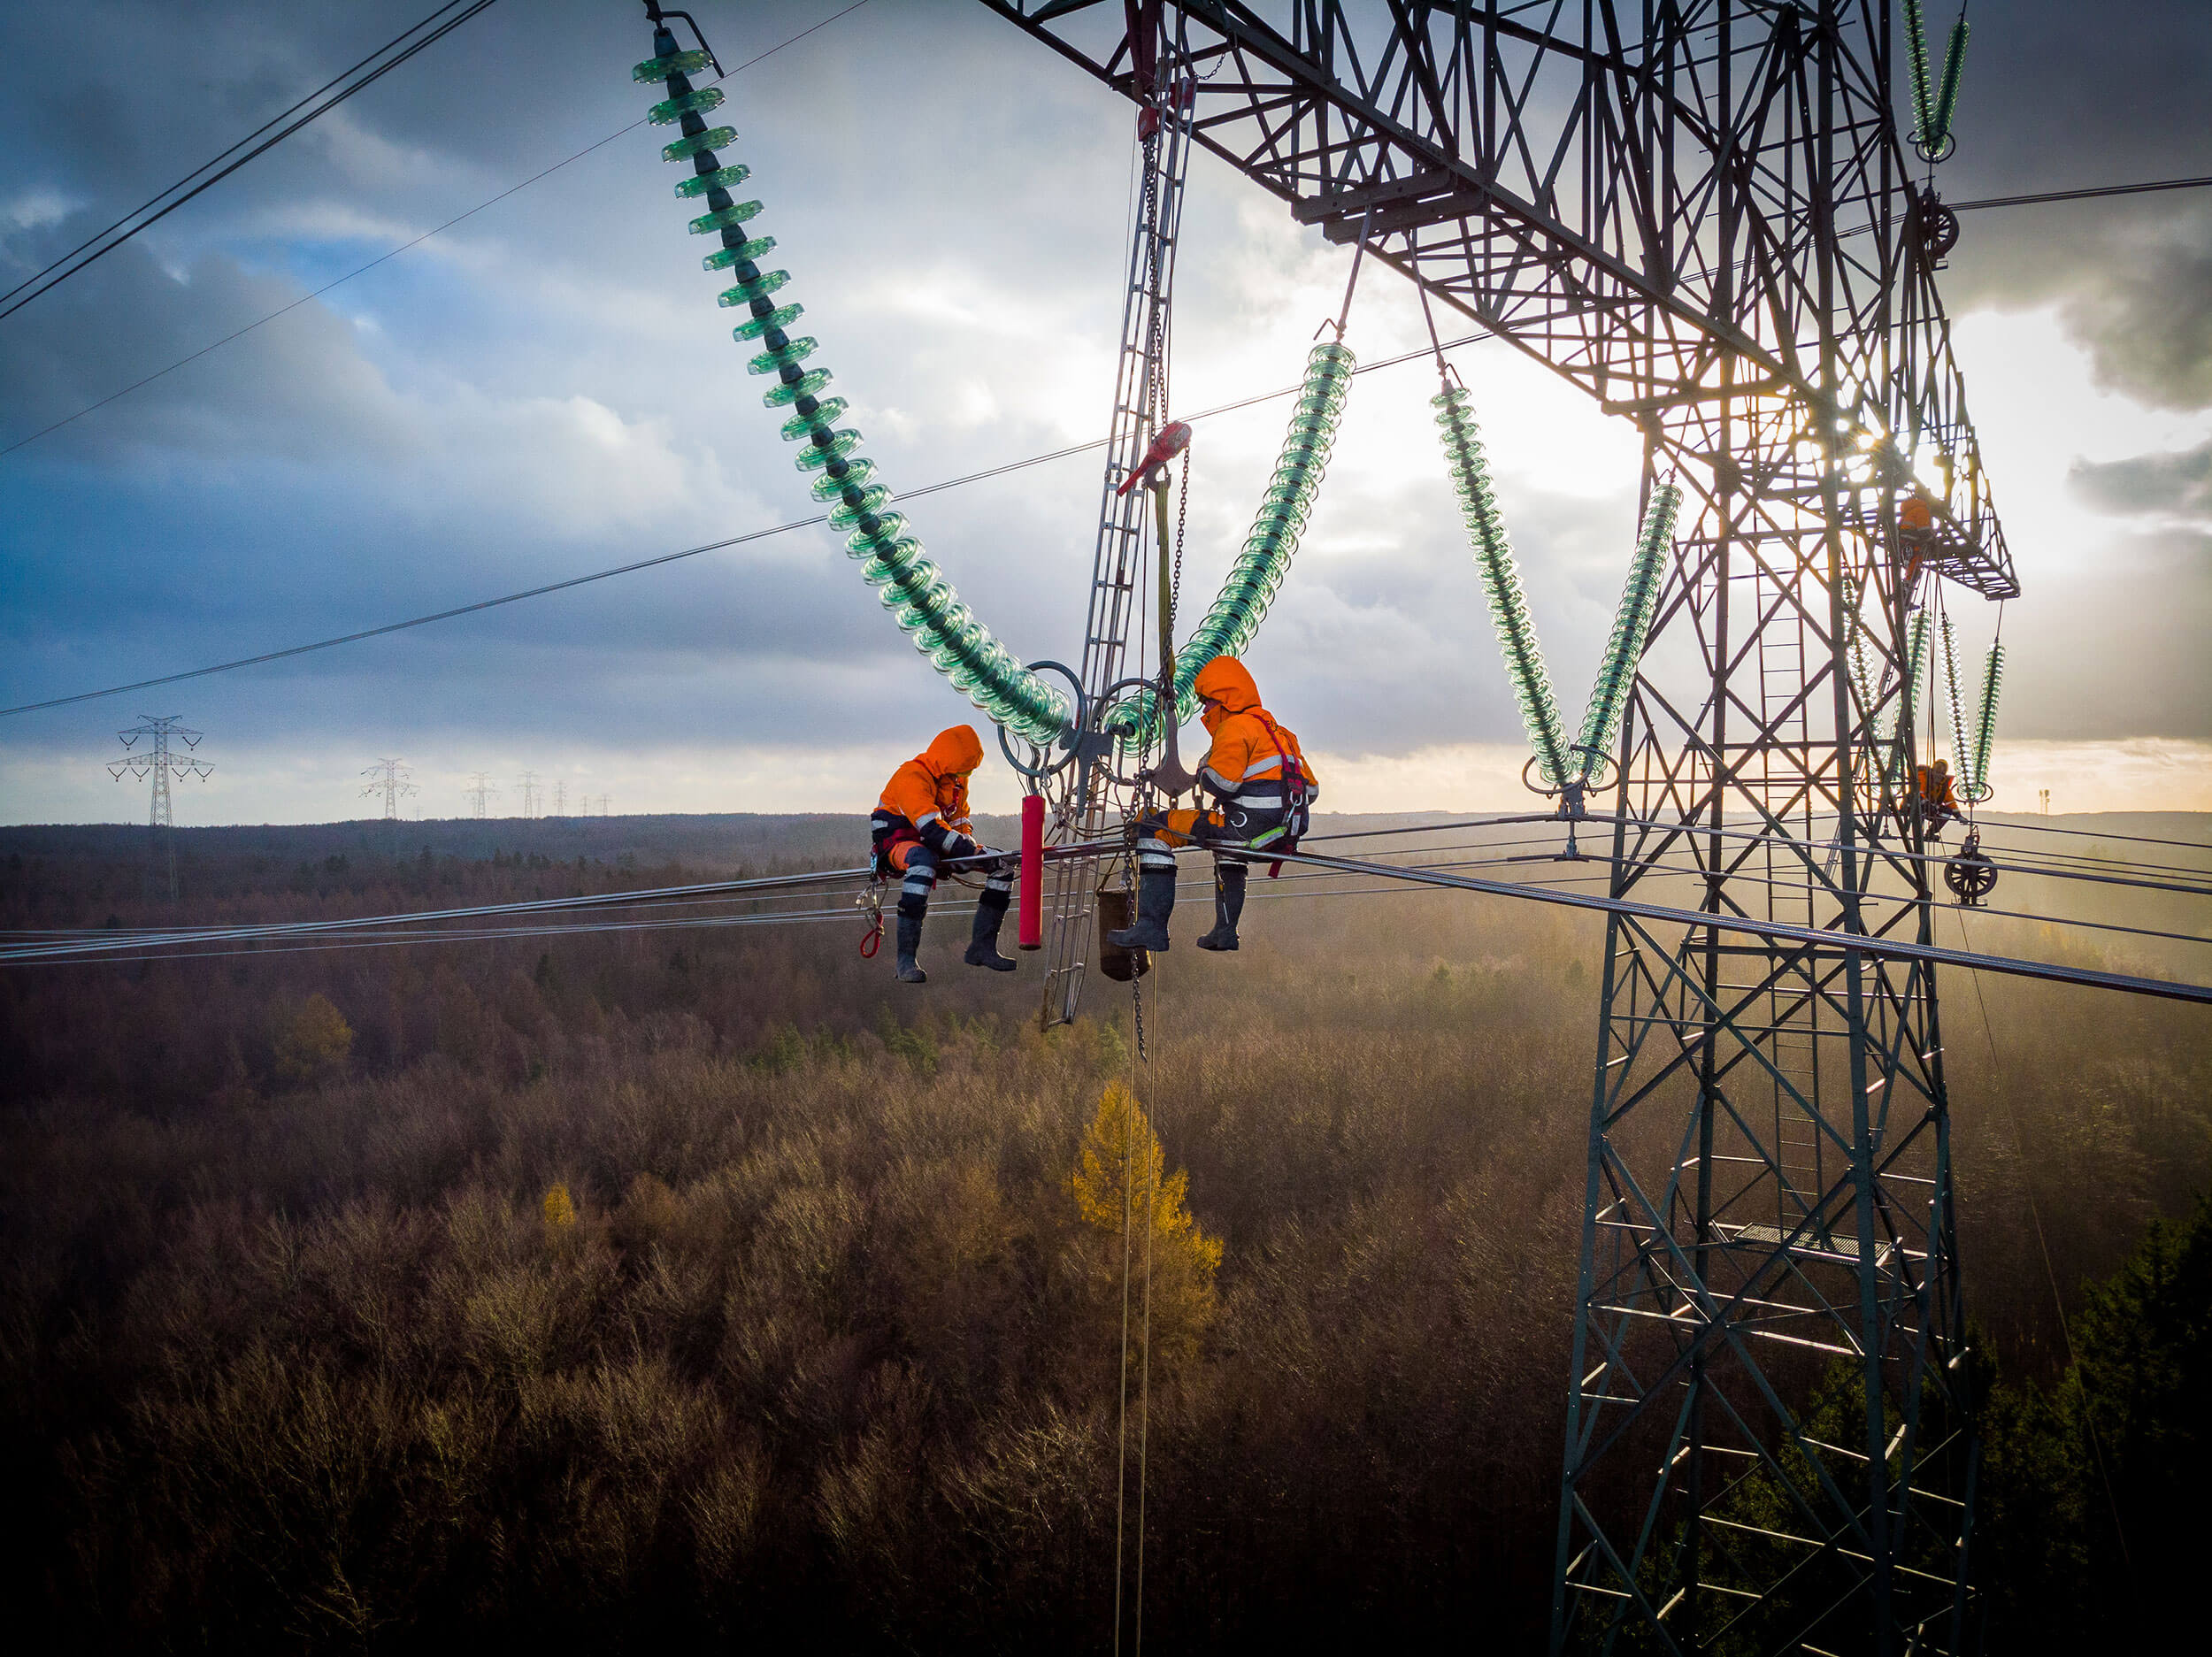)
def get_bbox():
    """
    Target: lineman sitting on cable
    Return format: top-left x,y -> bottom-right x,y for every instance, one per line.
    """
1109,656 -> 1317,955
1916,756 -> 1963,838
872,725 -> 1018,985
